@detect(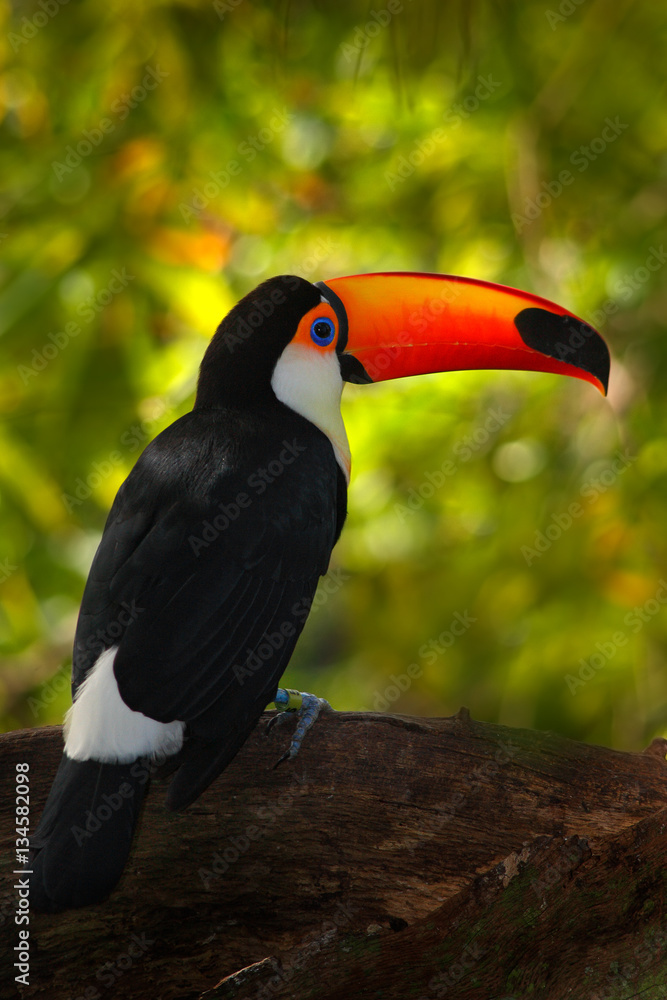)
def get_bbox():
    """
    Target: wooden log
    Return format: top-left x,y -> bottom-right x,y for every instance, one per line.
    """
1,711 -> 666,999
